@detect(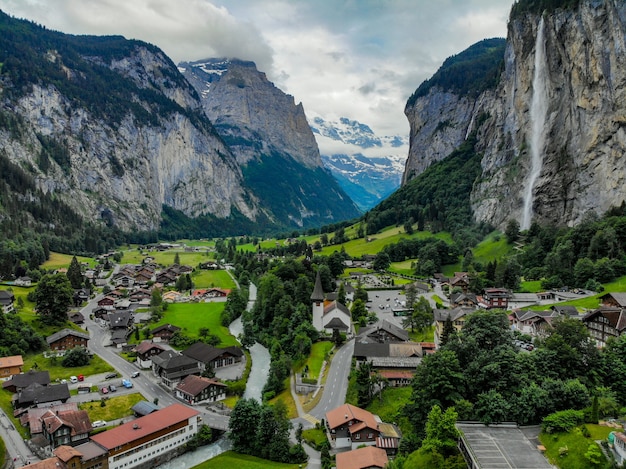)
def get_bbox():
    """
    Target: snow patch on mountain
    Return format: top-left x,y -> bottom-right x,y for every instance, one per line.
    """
309,112 -> 408,211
